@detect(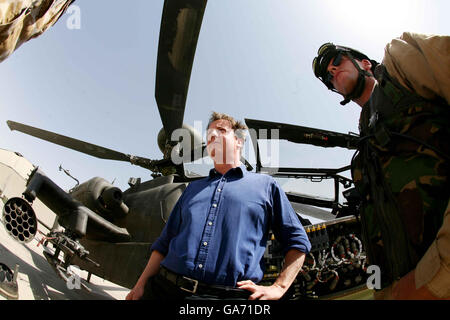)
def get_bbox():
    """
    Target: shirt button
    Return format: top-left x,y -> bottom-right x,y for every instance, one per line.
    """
212,203 -> 217,208
217,188 -> 221,192
198,264 -> 203,269
203,242 -> 208,246
208,221 -> 213,226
